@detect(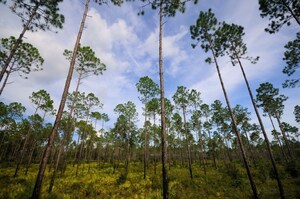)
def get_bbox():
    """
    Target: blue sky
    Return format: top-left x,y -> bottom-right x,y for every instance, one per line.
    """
0,0 -> 299,137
